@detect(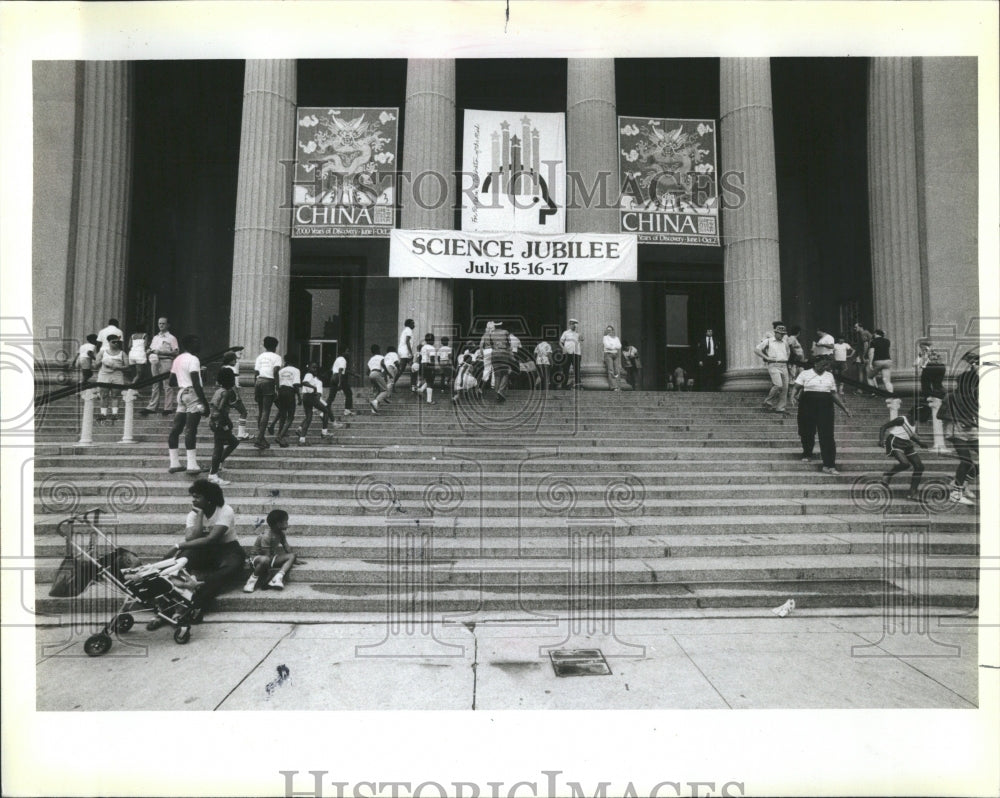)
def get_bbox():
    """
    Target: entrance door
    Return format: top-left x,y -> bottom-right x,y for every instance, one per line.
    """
289,277 -> 361,373
454,279 -> 565,350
